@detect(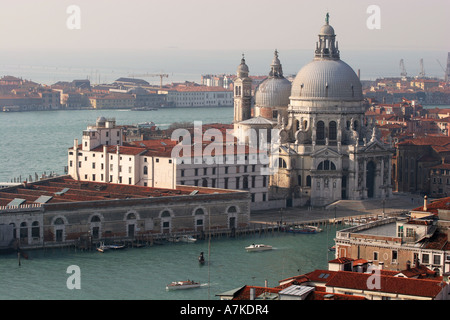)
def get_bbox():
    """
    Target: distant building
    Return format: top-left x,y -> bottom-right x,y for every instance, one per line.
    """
162,84 -> 233,107
394,136 -> 450,194
88,93 -> 135,109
